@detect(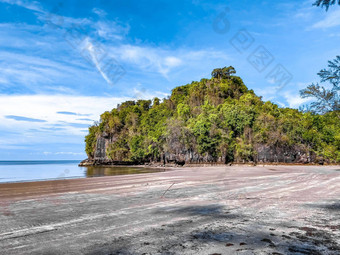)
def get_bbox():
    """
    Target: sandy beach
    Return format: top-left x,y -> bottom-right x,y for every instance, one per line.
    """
0,165 -> 339,254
